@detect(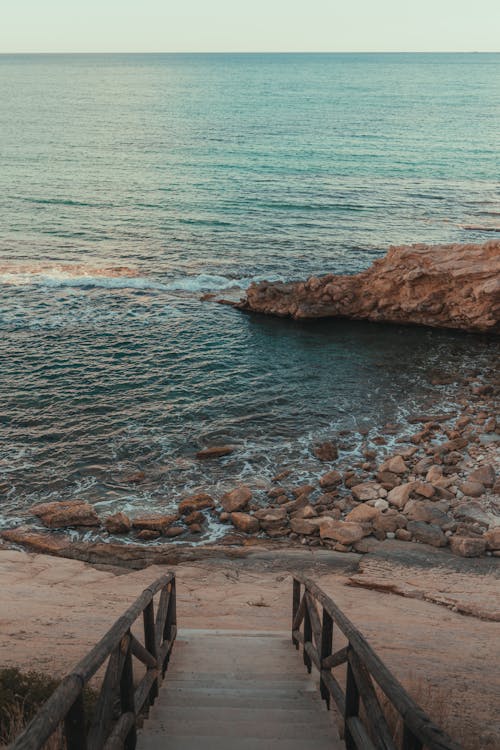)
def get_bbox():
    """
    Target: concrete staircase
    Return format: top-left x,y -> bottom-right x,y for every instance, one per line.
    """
137,629 -> 344,750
